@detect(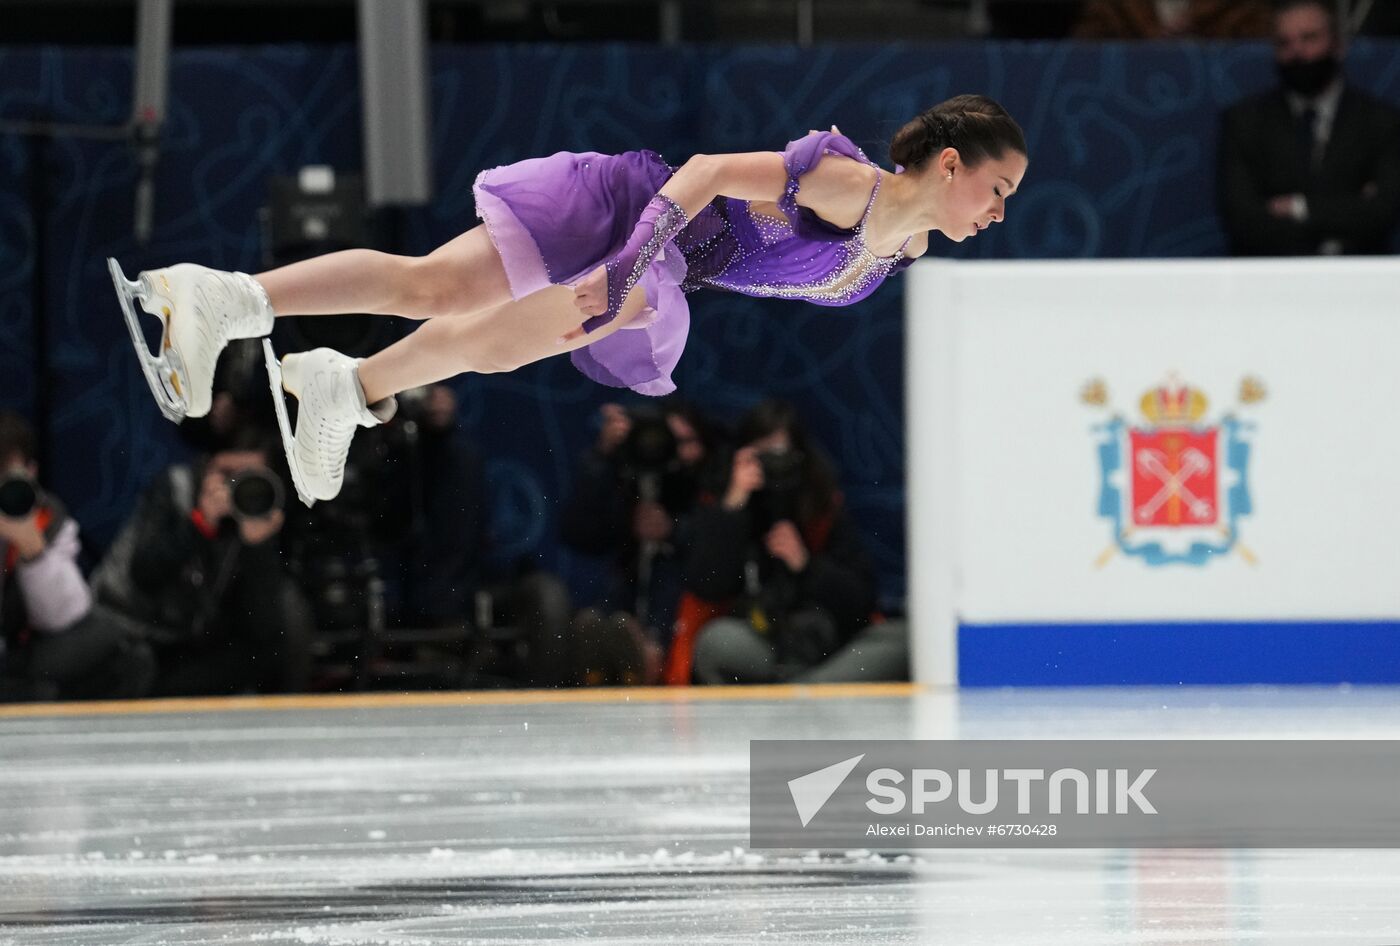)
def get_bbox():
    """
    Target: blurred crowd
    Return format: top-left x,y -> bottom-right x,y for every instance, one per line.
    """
0,349 -> 908,701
